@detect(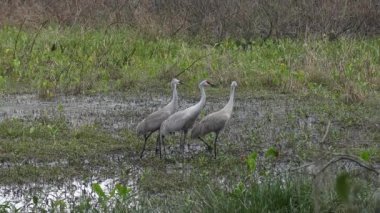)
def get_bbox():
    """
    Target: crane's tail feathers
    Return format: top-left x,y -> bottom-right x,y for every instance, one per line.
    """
136,120 -> 145,135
